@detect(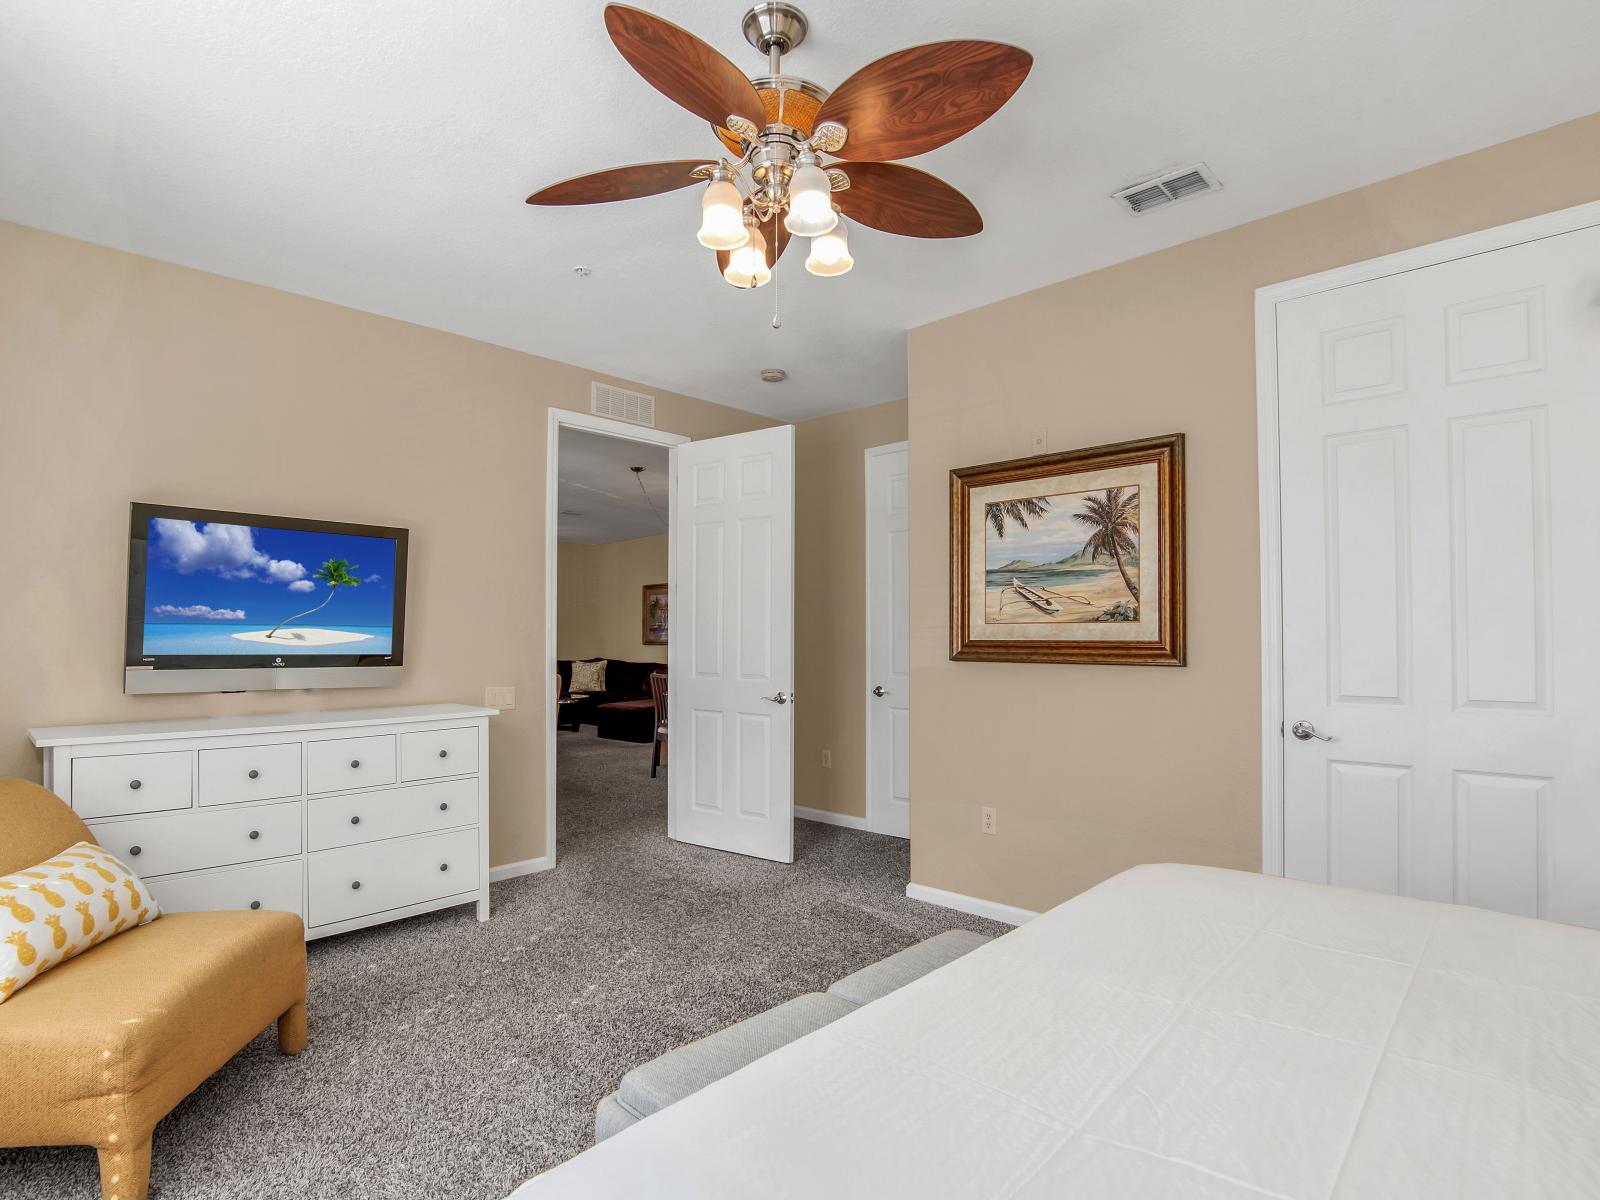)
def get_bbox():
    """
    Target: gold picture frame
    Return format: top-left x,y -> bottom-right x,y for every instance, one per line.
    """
949,434 -> 1185,665
642,582 -> 668,646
